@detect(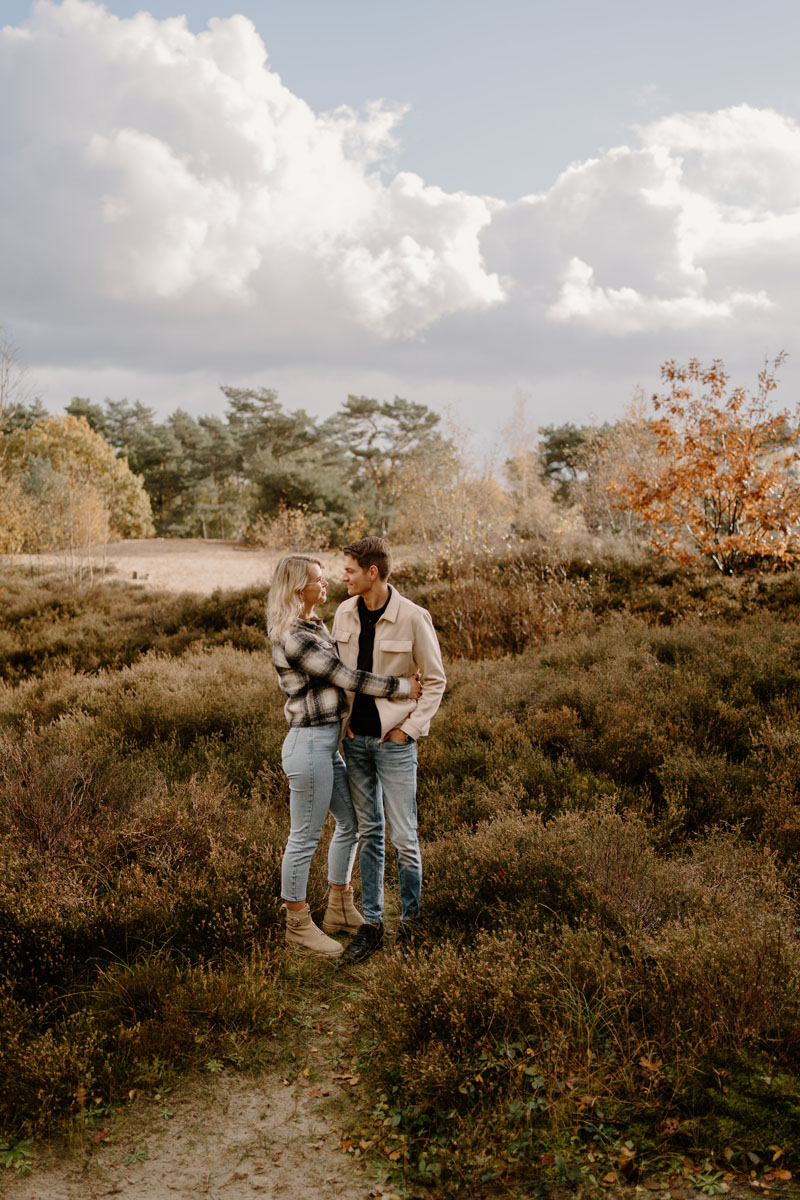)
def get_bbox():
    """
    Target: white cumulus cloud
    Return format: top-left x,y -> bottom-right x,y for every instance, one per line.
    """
2,4 -> 800,434
484,104 -> 800,337
0,0 -> 503,339
549,257 -> 772,335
